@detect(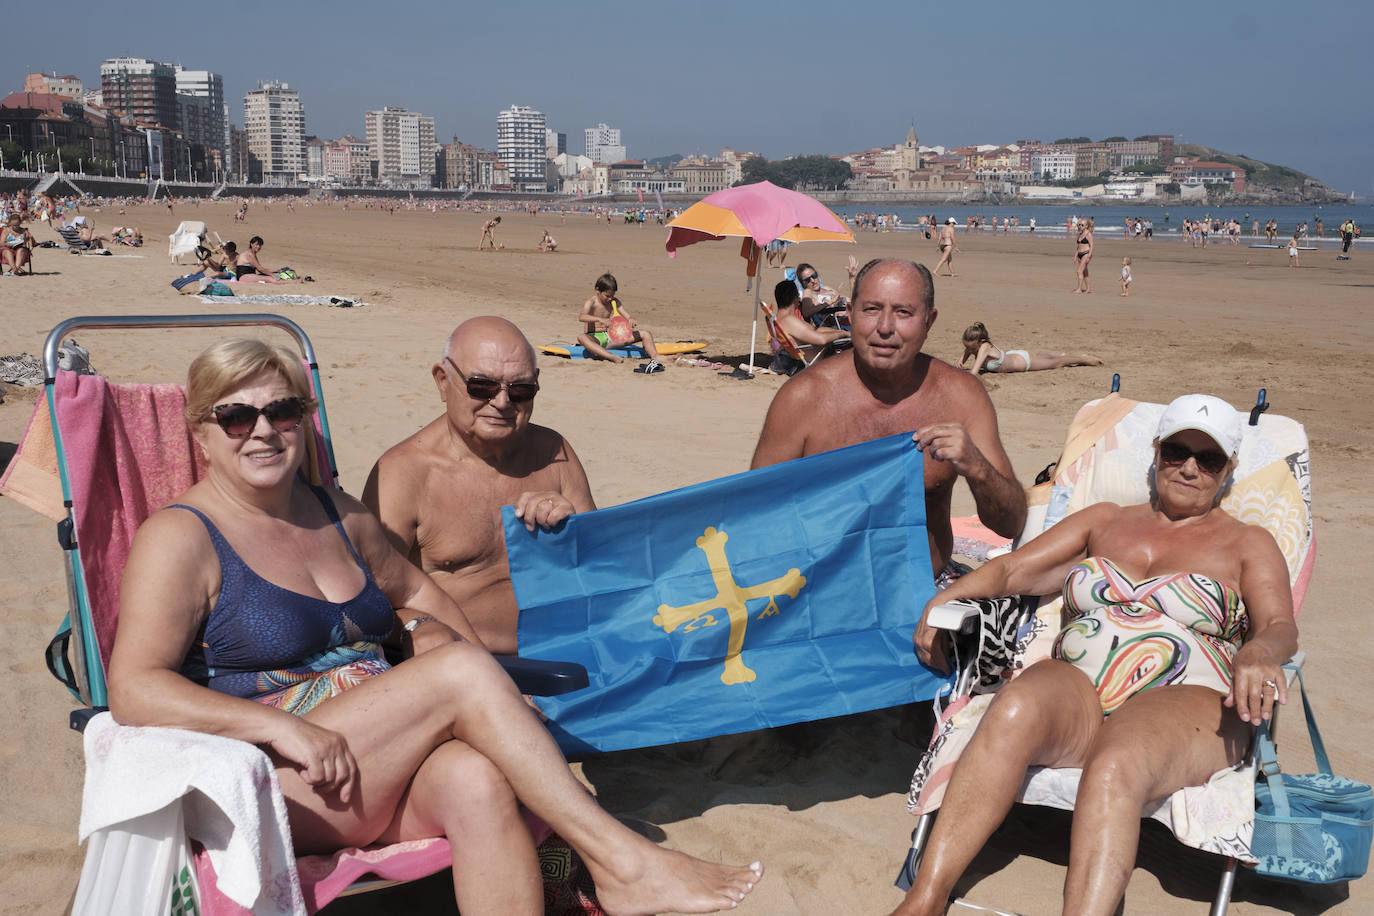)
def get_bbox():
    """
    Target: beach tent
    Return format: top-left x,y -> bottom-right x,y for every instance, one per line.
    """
168,221 -> 207,264
665,181 -> 854,377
